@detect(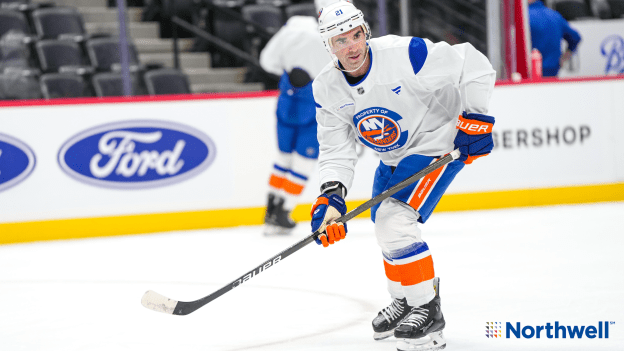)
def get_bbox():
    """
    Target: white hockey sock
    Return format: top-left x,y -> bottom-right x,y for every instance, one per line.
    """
402,278 -> 436,307
388,279 -> 405,300
281,153 -> 316,210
